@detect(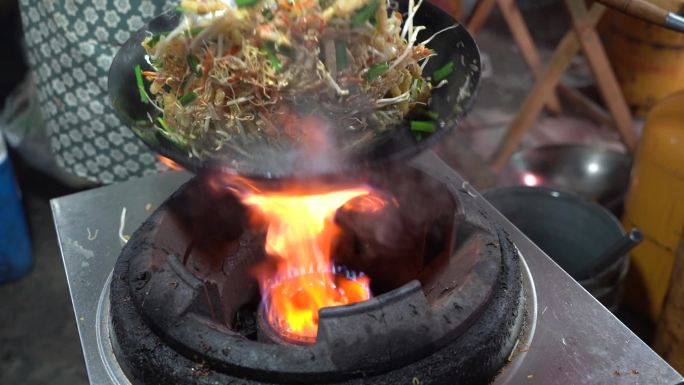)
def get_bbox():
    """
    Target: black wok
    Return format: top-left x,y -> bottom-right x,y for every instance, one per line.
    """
108,2 -> 481,178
